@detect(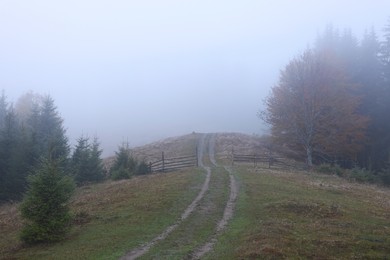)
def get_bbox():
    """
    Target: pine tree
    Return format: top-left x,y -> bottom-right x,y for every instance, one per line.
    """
0,93 -> 72,203
380,17 -> 390,81
37,96 -> 69,162
0,90 -> 7,129
315,26 -> 359,79
88,137 -> 104,182
110,143 -> 136,180
356,29 -> 386,170
71,136 -> 90,185
0,107 -> 22,200
71,136 -> 104,185
20,157 -> 75,244
377,17 -> 390,177
0,91 -> 8,200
